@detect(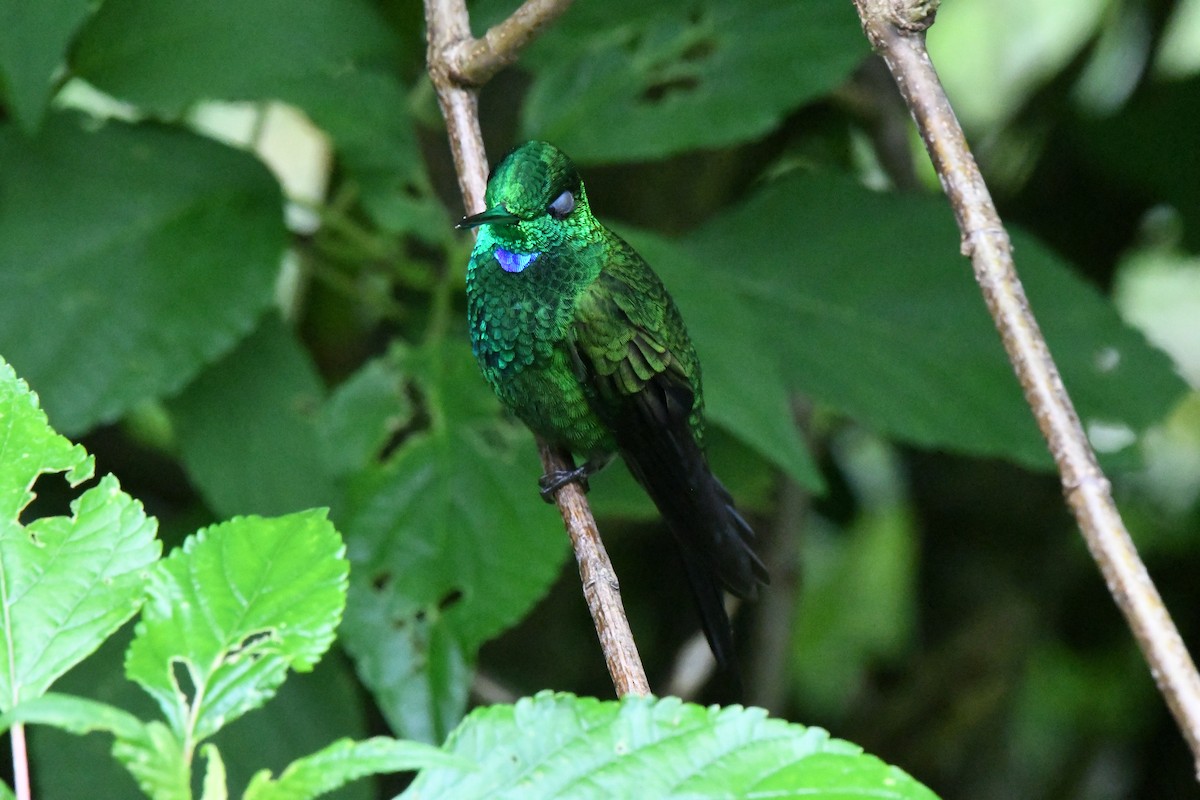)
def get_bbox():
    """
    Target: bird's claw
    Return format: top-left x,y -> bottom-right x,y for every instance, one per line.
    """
538,466 -> 590,503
